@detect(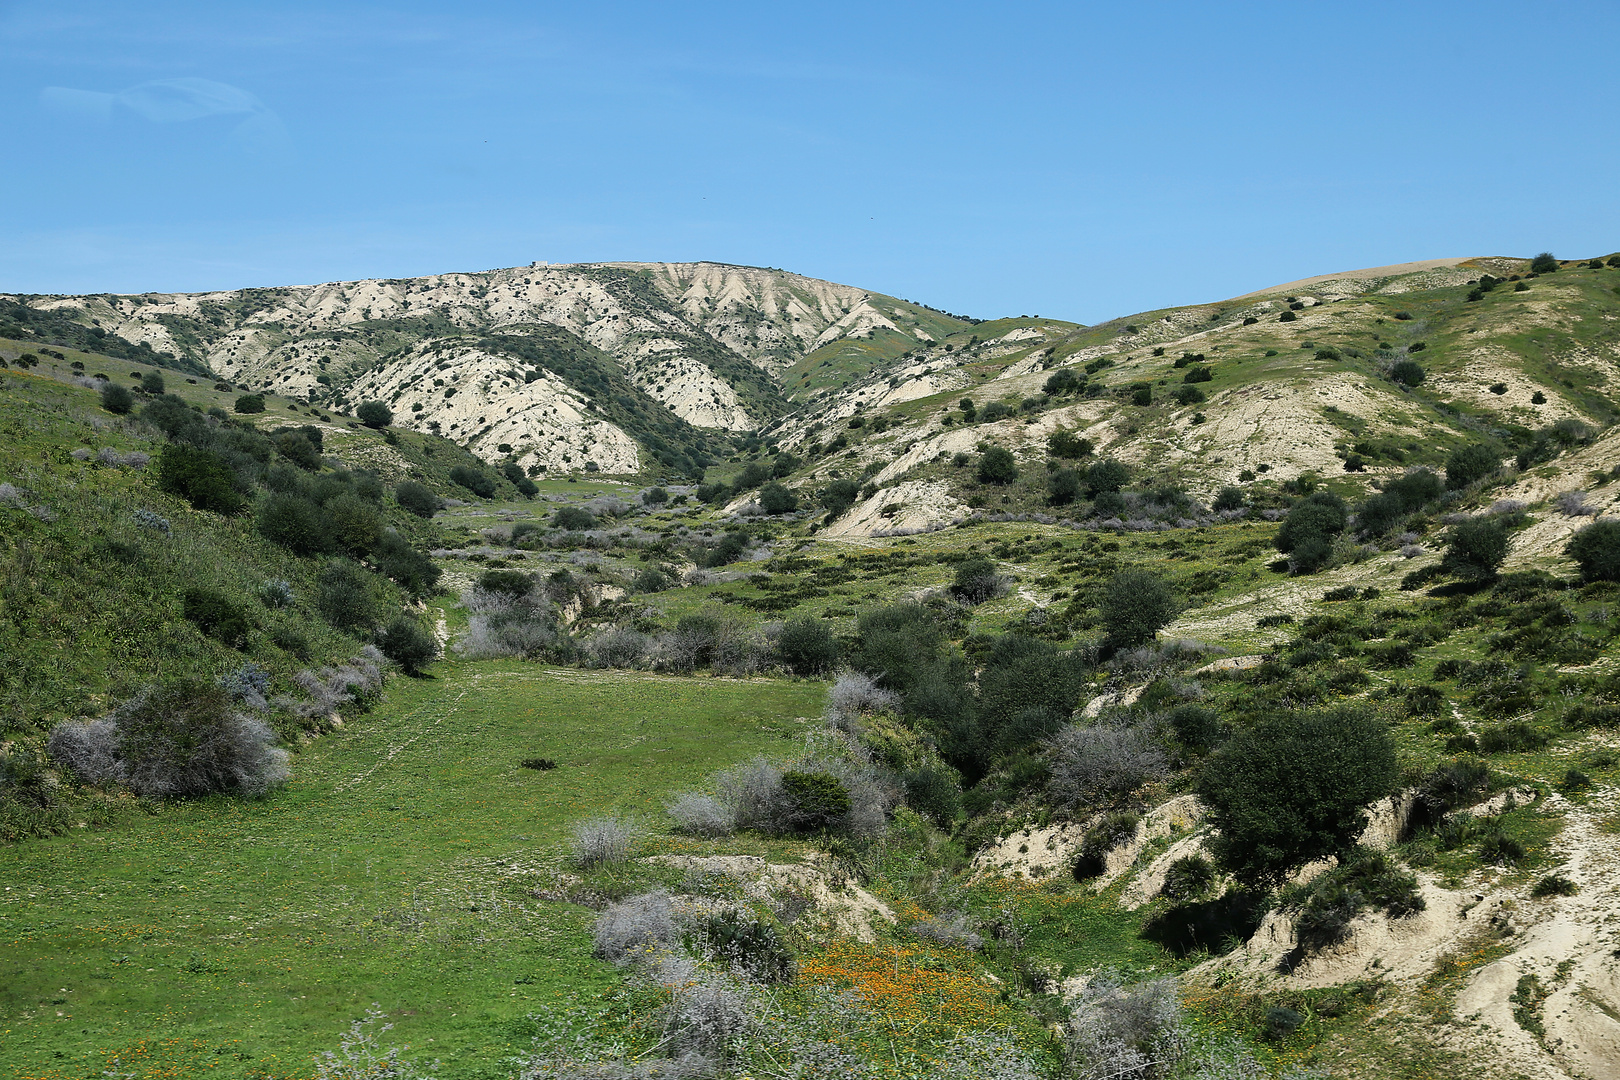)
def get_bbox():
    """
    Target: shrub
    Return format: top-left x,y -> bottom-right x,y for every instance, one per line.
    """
258,579 -> 295,608
571,814 -> 637,869
1086,458 -> 1129,497
100,381 -> 134,413
667,792 -> 735,837
1530,252 -> 1559,274
1478,719 -> 1547,754
758,481 -> 798,515
155,444 -> 247,515
1212,486 -> 1244,512
1165,703 -> 1220,751
1049,467 -> 1082,505
1182,365 -> 1212,384
371,532 -> 441,597
1566,519 -> 1620,583
394,480 -> 439,518
632,565 -> 671,593
951,556 -> 1007,605
49,679 -> 289,798
1100,570 -> 1177,648
776,616 -> 838,675
1197,705 -> 1398,887
1531,874 -> 1578,898
1441,517 -> 1509,581
819,478 -> 860,519
1171,385 -> 1206,406
519,757 -> 556,770
1131,387 -> 1153,406
910,912 -> 981,950
1062,971 -> 1185,1080
693,908 -> 794,982
1390,359 -> 1425,386
1275,491 -> 1347,573
1074,811 -> 1141,879
1048,430 -> 1093,459
582,626 -> 654,669
1446,443 -> 1502,489
377,615 -> 437,674
316,560 -> 381,633
902,765 -> 962,827
448,465 -> 495,498
182,587 -> 252,647
1289,847 -> 1424,953
976,447 -> 1018,484
256,492 -> 330,555
325,492 -> 382,556
779,771 -> 851,832
234,394 -> 266,414
1048,723 -> 1169,809
1279,310 -> 1297,322
824,672 -> 901,729
592,890 -> 677,963
1160,855 -> 1216,903
1262,1006 -> 1305,1041
356,401 -> 392,429
551,505 -> 596,530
